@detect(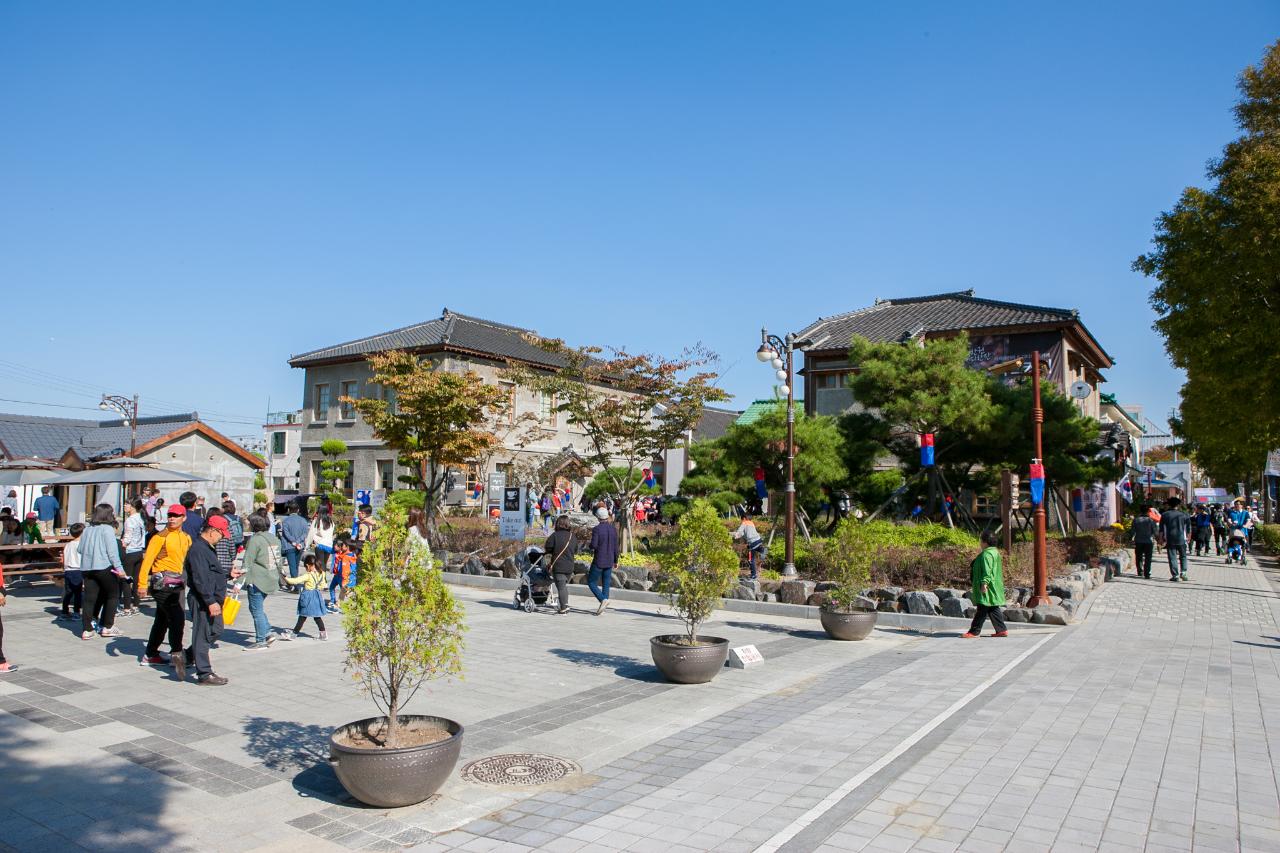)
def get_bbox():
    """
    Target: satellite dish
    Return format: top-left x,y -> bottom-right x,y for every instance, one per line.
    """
1069,380 -> 1091,400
